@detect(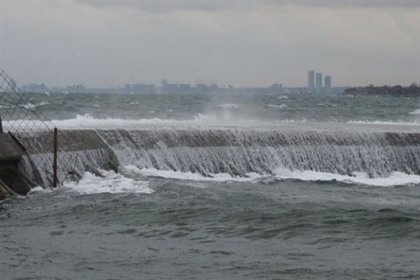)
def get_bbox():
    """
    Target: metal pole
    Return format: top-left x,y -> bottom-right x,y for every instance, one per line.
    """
53,127 -> 58,188
0,116 -> 3,133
